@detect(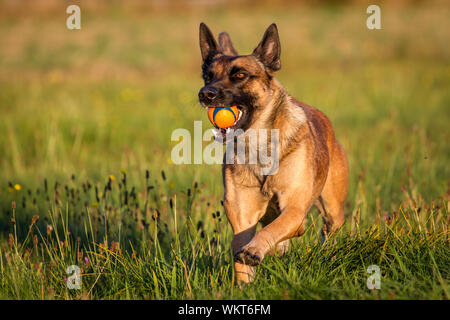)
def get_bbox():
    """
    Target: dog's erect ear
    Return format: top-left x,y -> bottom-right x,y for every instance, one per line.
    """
218,32 -> 238,56
252,23 -> 281,72
199,23 -> 220,62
